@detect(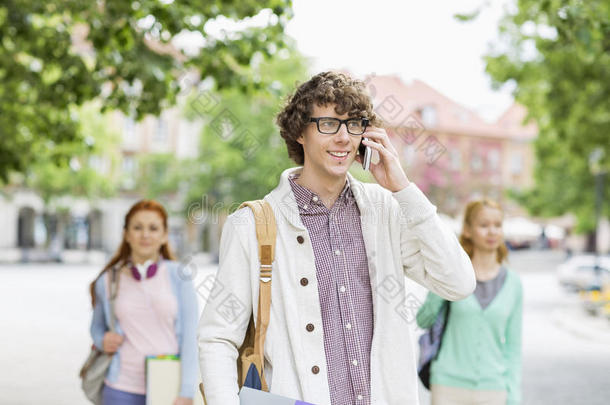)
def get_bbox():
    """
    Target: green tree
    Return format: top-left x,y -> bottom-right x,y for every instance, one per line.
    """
22,101 -> 121,251
460,0 -> 610,234
135,152 -> 185,199
182,46 -> 309,213
26,101 -> 121,202
0,0 -> 293,181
